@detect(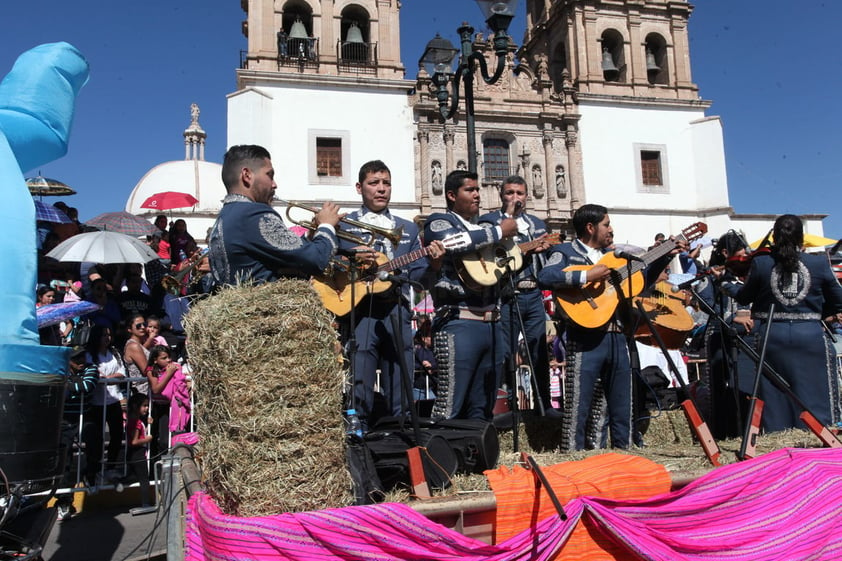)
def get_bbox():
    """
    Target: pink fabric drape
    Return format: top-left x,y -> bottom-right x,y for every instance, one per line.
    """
186,447 -> 842,560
